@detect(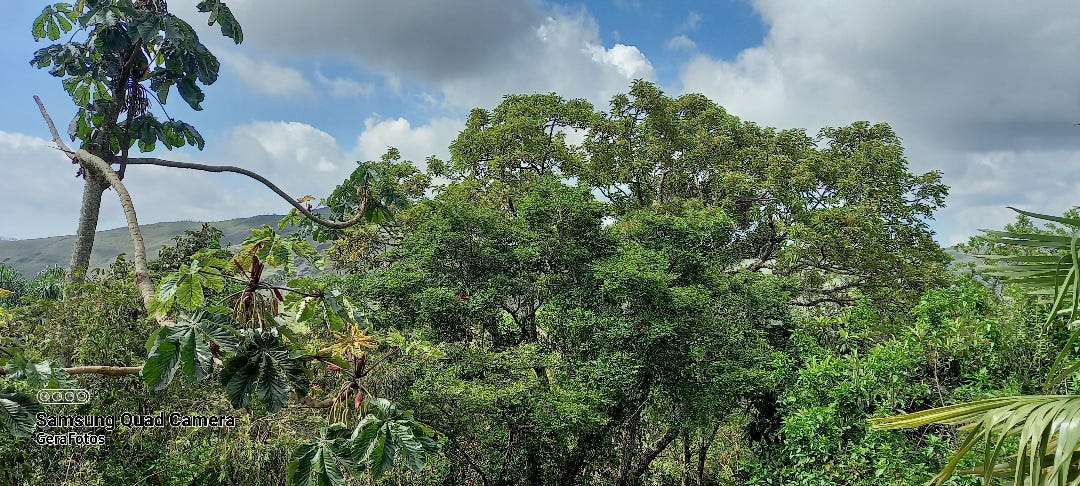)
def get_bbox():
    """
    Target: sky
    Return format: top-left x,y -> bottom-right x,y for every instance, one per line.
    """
1,1 -> 1079,247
